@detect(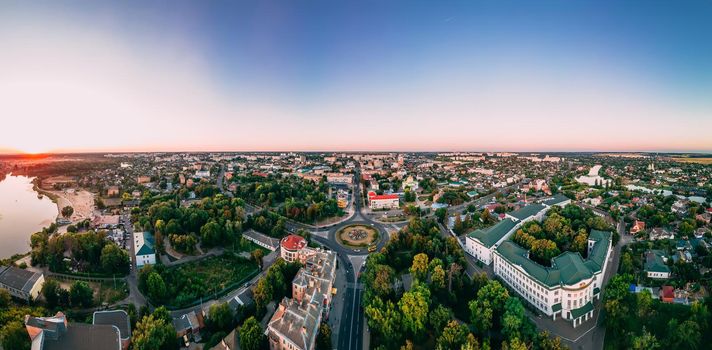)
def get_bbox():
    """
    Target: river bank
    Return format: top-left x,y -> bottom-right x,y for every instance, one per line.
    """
32,178 -> 96,222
